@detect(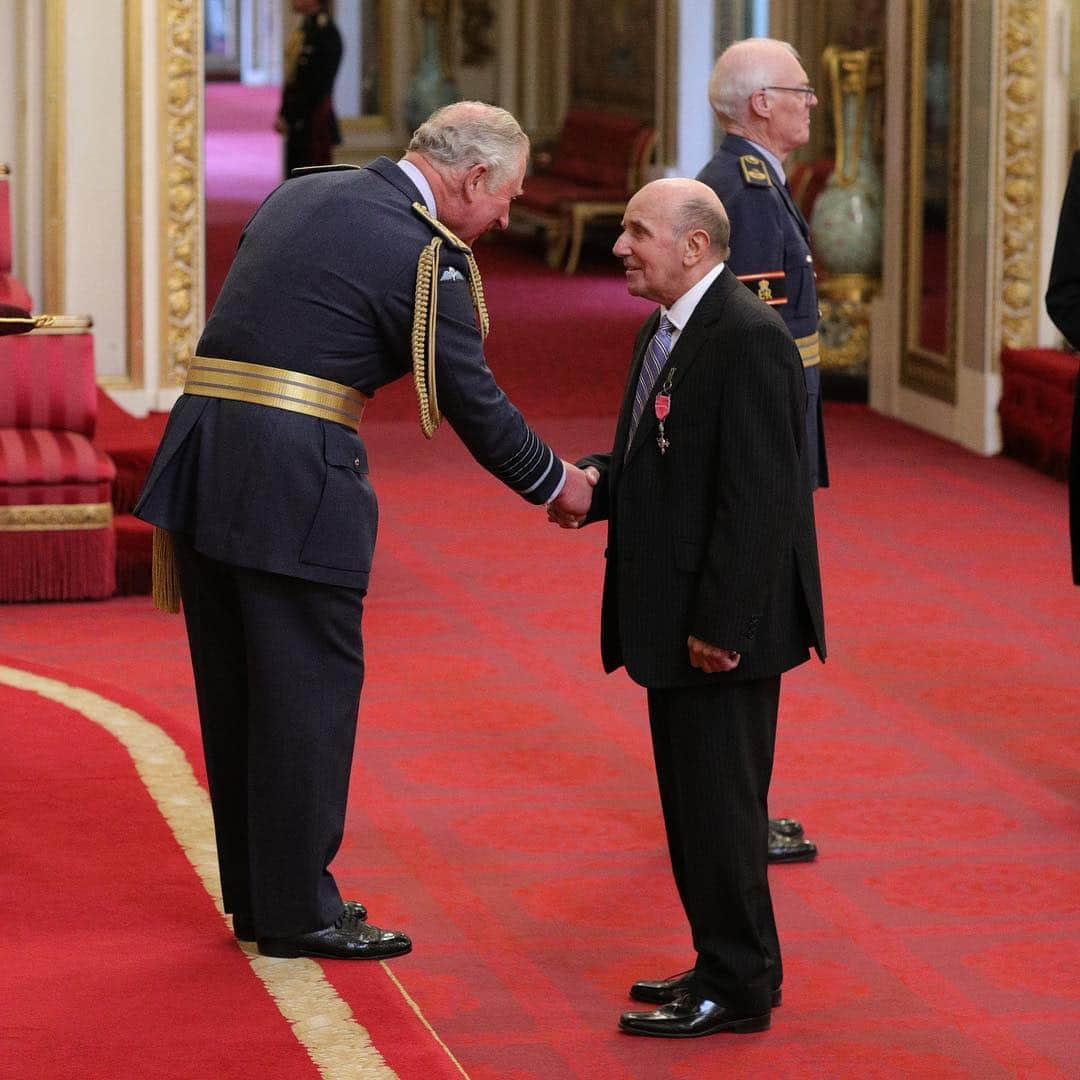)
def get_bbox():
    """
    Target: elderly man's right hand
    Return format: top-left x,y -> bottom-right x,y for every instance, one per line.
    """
547,463 -> 599,528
